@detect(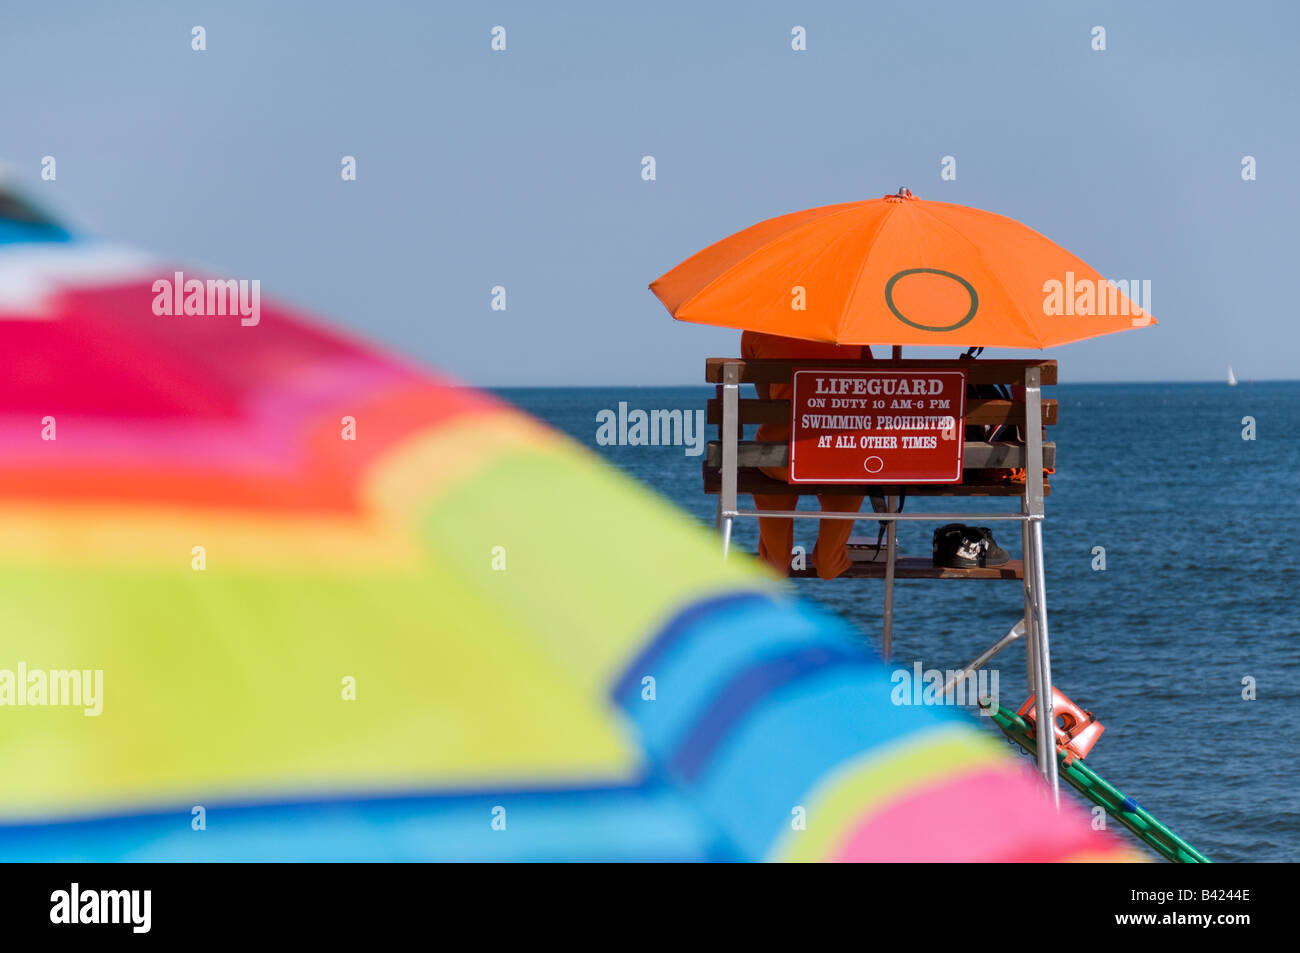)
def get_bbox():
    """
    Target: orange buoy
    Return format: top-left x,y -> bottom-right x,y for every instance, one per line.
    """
1018,687 -> 1105,763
